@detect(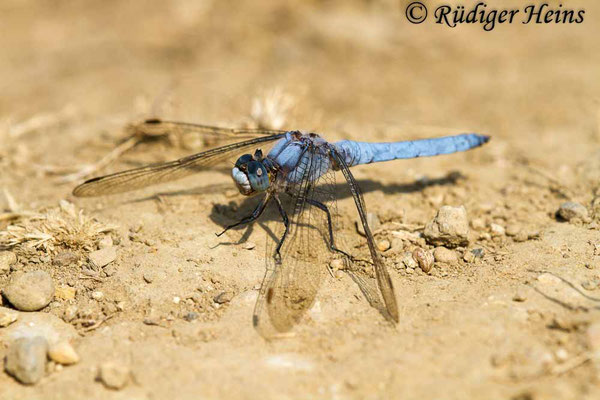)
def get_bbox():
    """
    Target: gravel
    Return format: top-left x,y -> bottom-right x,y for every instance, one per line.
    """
423,206 -> 470,248
48,341 -> 80,365
3,271 -> 55,311
433,247 -> 458,264
98,362 -> 131,390
0,306 -> 19,327
377,239 -> 391,252
557,202 -> 589,222
55,286 -> 76,301
4,336 -> 48,385
401,252 -> 418,270
88,247 -> 117,269
0,251 -> 17,275
490,223 -> 505,237
214,291 -> 234,304
412,248 -> 434,273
